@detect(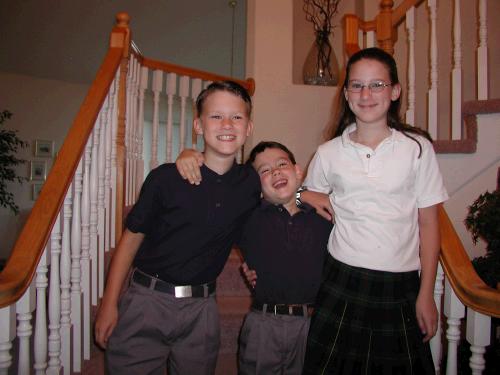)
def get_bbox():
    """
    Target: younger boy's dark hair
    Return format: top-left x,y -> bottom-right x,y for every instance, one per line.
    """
246,141 -> 297,166
196,80 -> 252,116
